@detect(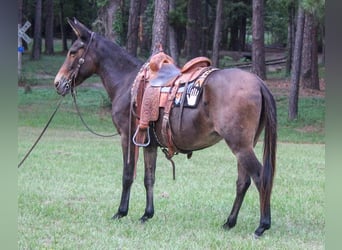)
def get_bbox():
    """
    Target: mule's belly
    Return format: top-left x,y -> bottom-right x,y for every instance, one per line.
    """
171,125 -> 222,152
154,105 -> 222,152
